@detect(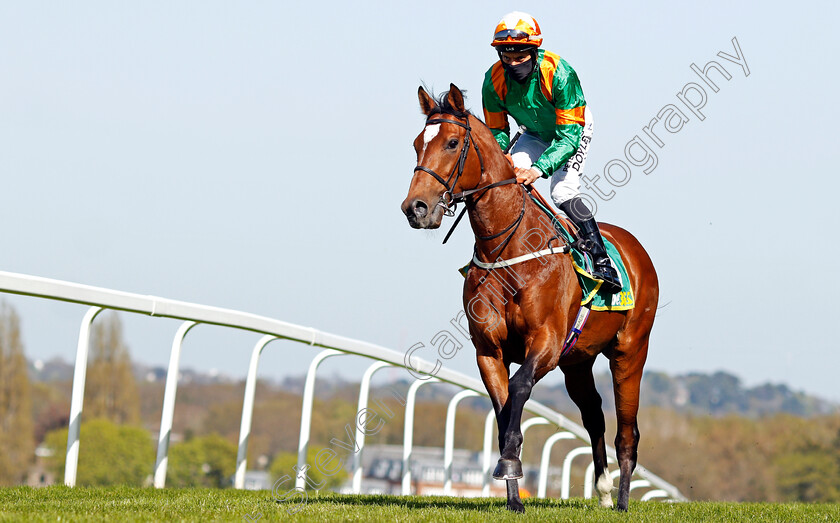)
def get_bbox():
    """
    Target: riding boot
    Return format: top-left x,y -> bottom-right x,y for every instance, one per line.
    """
559,198 -> 623,294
